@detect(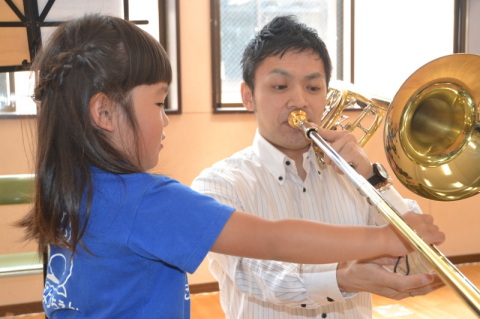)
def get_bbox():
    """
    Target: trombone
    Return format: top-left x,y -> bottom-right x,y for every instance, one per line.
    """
288,54 -> 480,315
